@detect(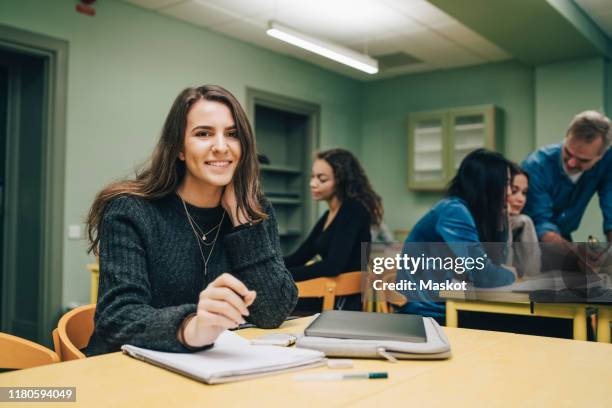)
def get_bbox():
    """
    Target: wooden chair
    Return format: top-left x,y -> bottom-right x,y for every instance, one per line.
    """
0,332 -> 60,369
52,304 -> 96,361
376,270 -> 407,313
86,262 -> 99,304
296,271 -> 363,311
